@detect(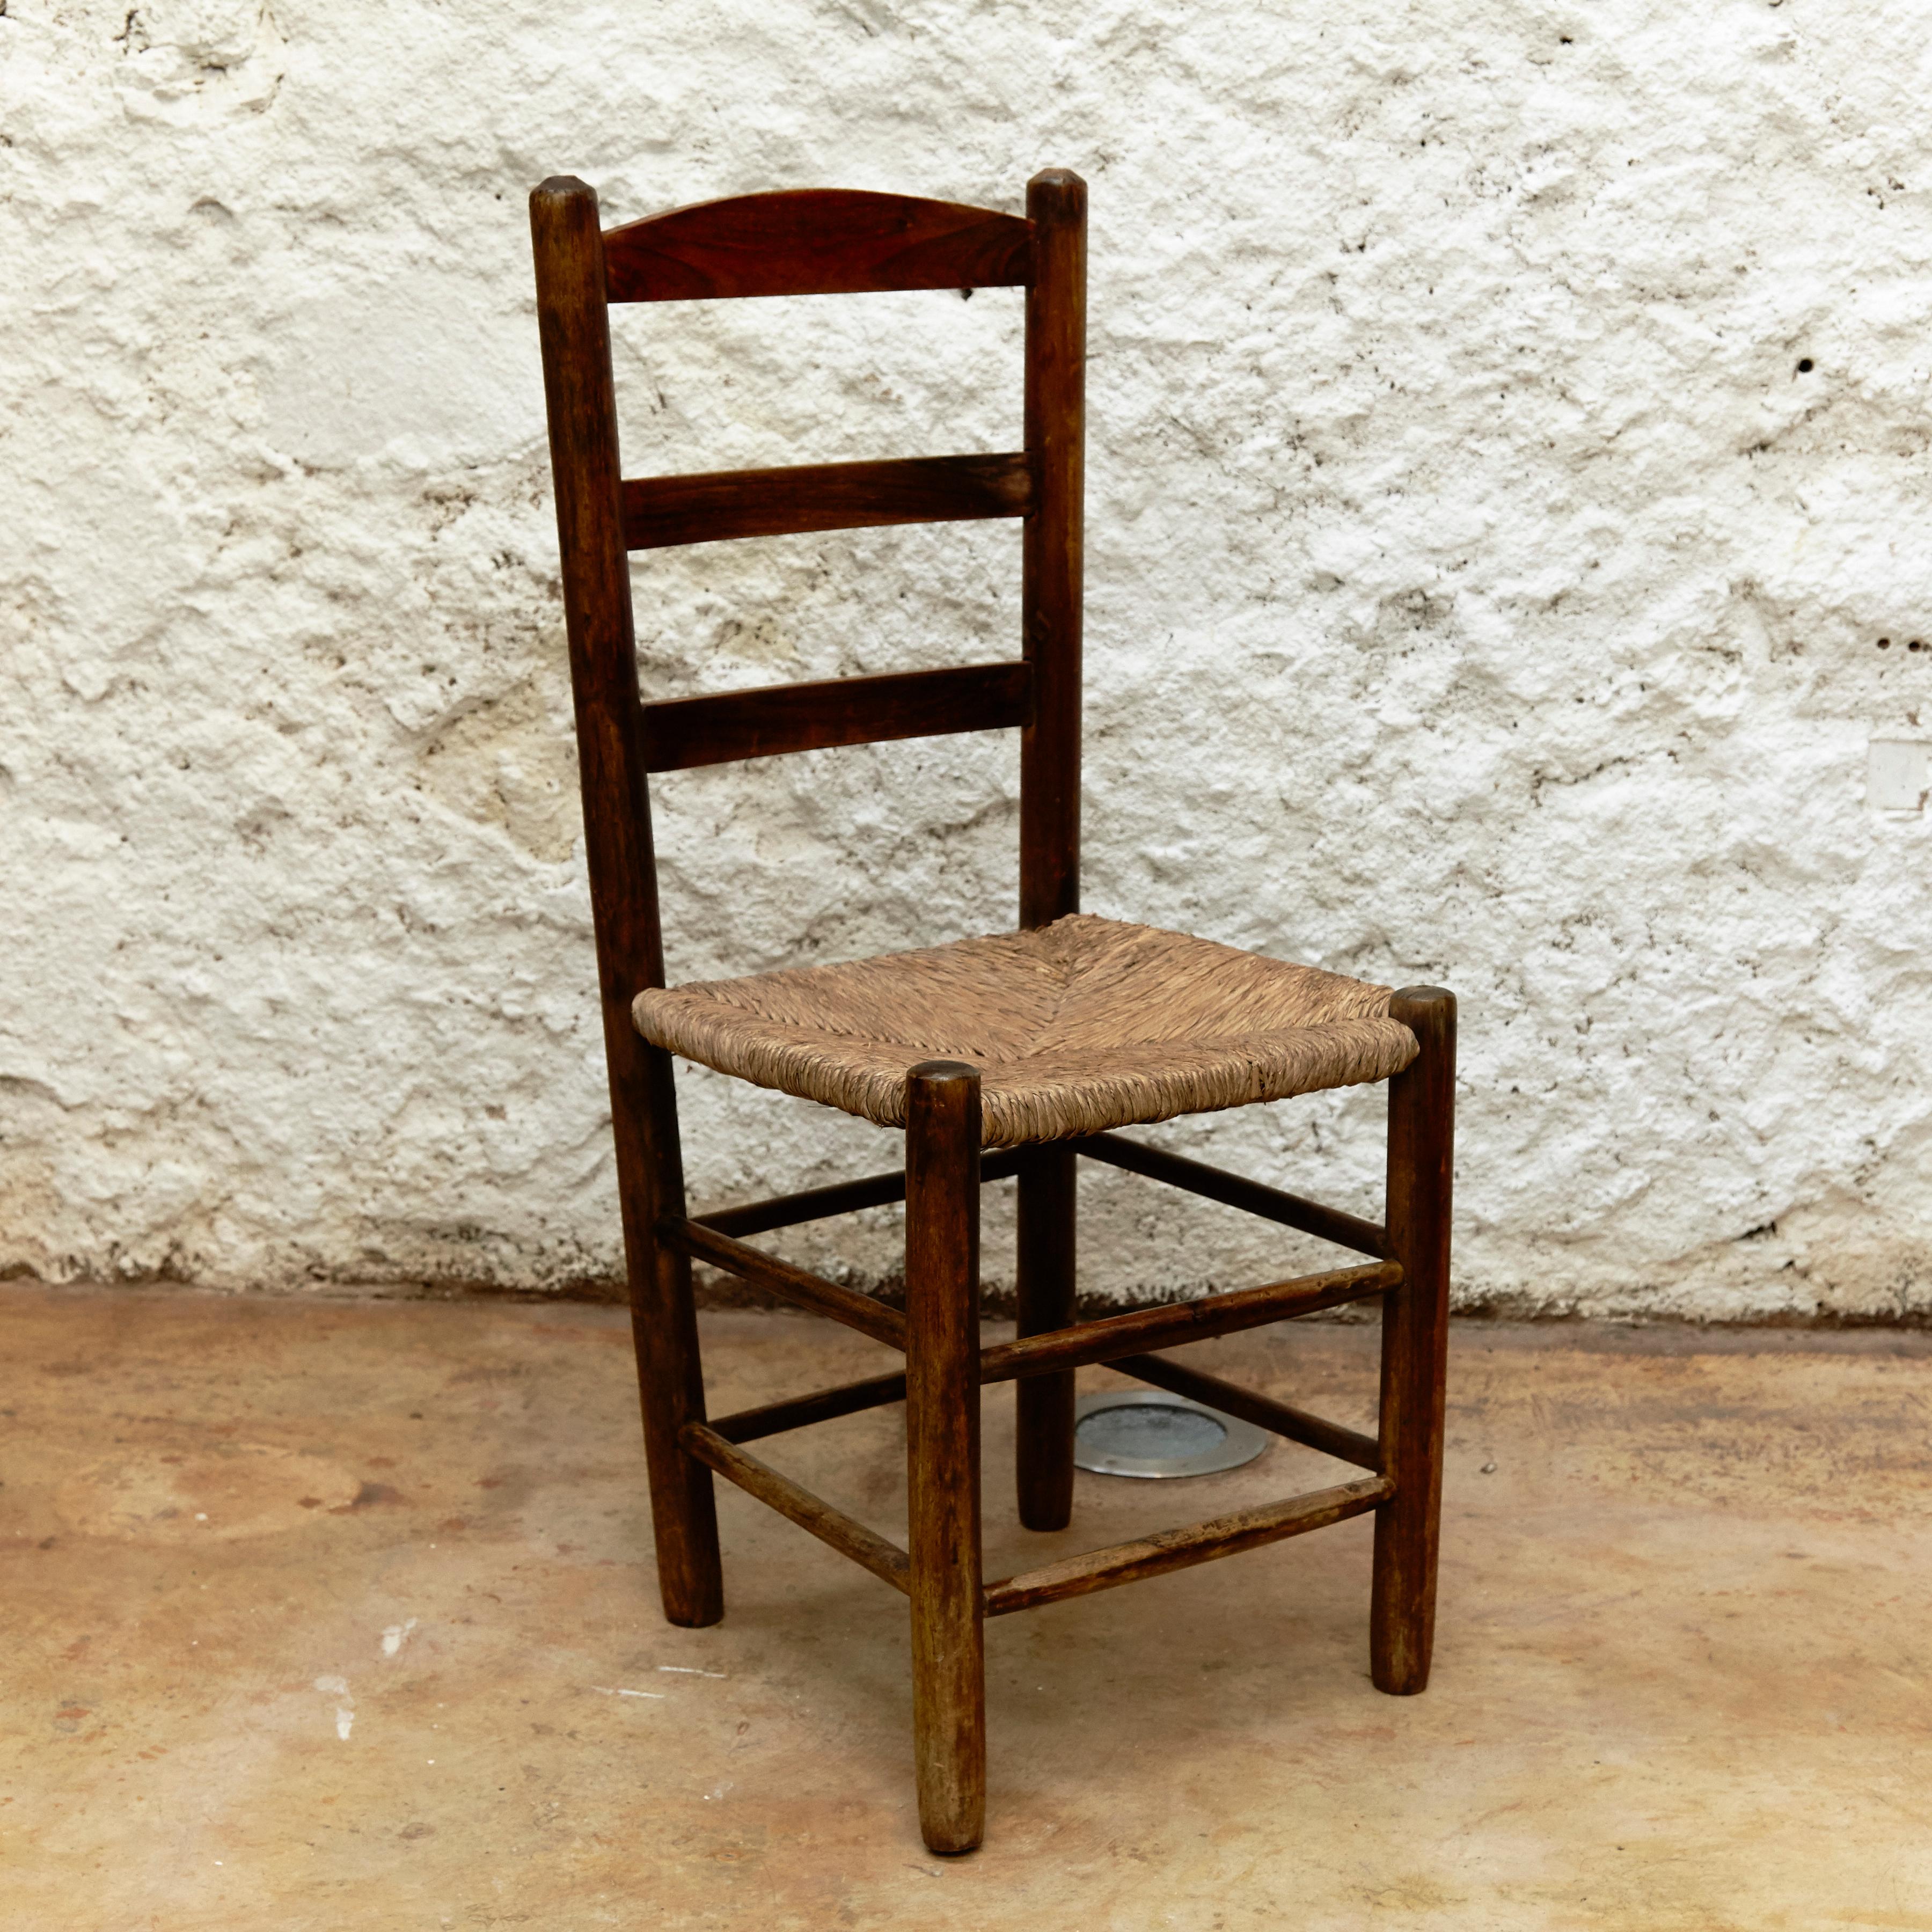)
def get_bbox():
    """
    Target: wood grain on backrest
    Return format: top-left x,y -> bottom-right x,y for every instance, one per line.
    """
641,662 -> 1035,773
621,453 -> 1033,550
602,189 -> 1033,302
534,171 -> 1080,792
